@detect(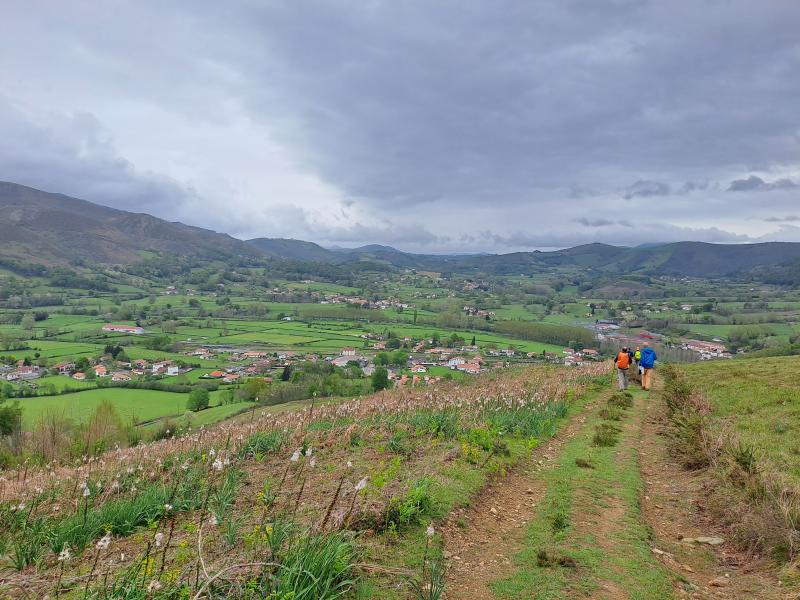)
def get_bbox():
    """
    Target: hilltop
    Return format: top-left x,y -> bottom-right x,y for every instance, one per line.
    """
4,181 -> 800,281
0,182 -> 260,265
